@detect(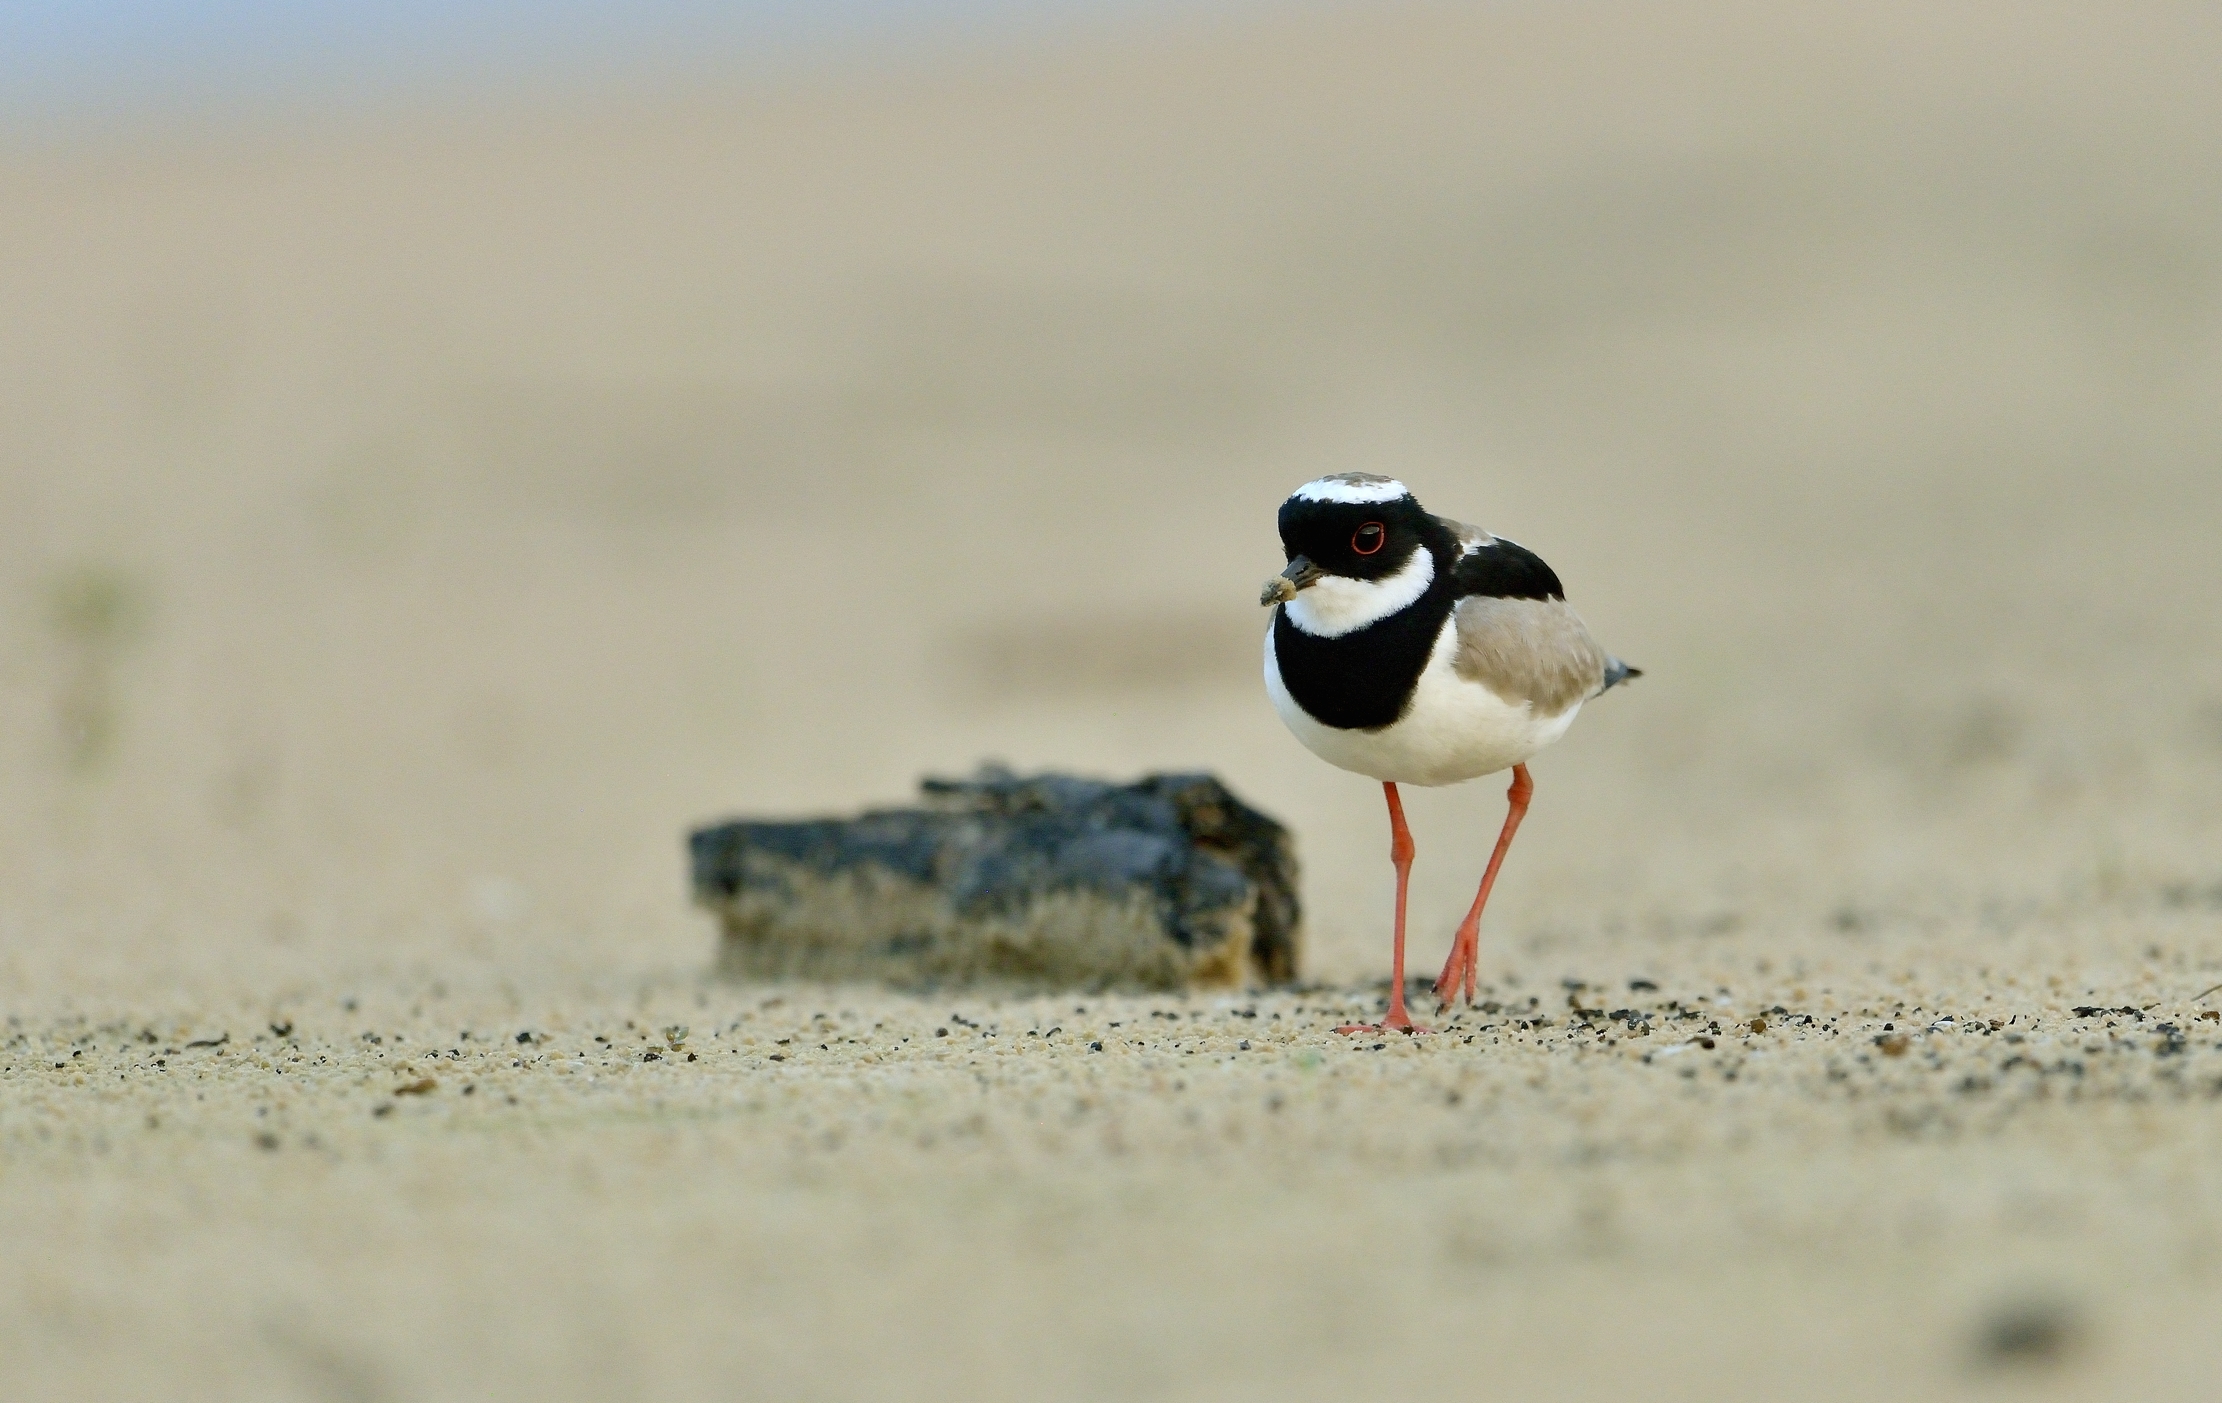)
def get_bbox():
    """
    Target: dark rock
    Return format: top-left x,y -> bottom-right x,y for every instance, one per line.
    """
1977,1299 -> 2083,1367
689,767 -> 1300,990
